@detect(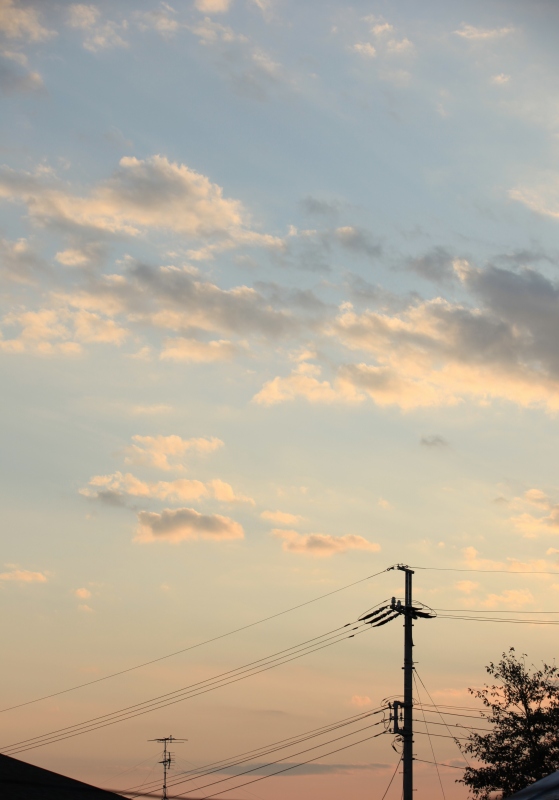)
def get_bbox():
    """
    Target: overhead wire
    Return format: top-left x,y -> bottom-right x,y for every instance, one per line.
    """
1,623 -> 374,756
0,568 -> 388,714
413,673 -> 446,800
380,753 -> 403,800
122,707 -> 385,795
415,671 -> 476,771
125,719 -> 386,799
